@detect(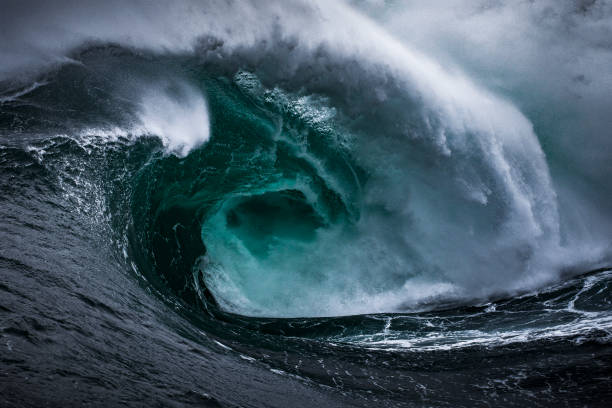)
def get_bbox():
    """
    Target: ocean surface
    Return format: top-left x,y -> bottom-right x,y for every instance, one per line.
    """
1,1 -> 612,406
